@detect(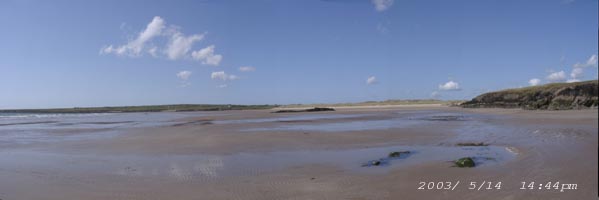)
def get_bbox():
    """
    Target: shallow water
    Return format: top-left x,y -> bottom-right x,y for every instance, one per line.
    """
244,111 -> 477,132
0,112 -> 219,144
